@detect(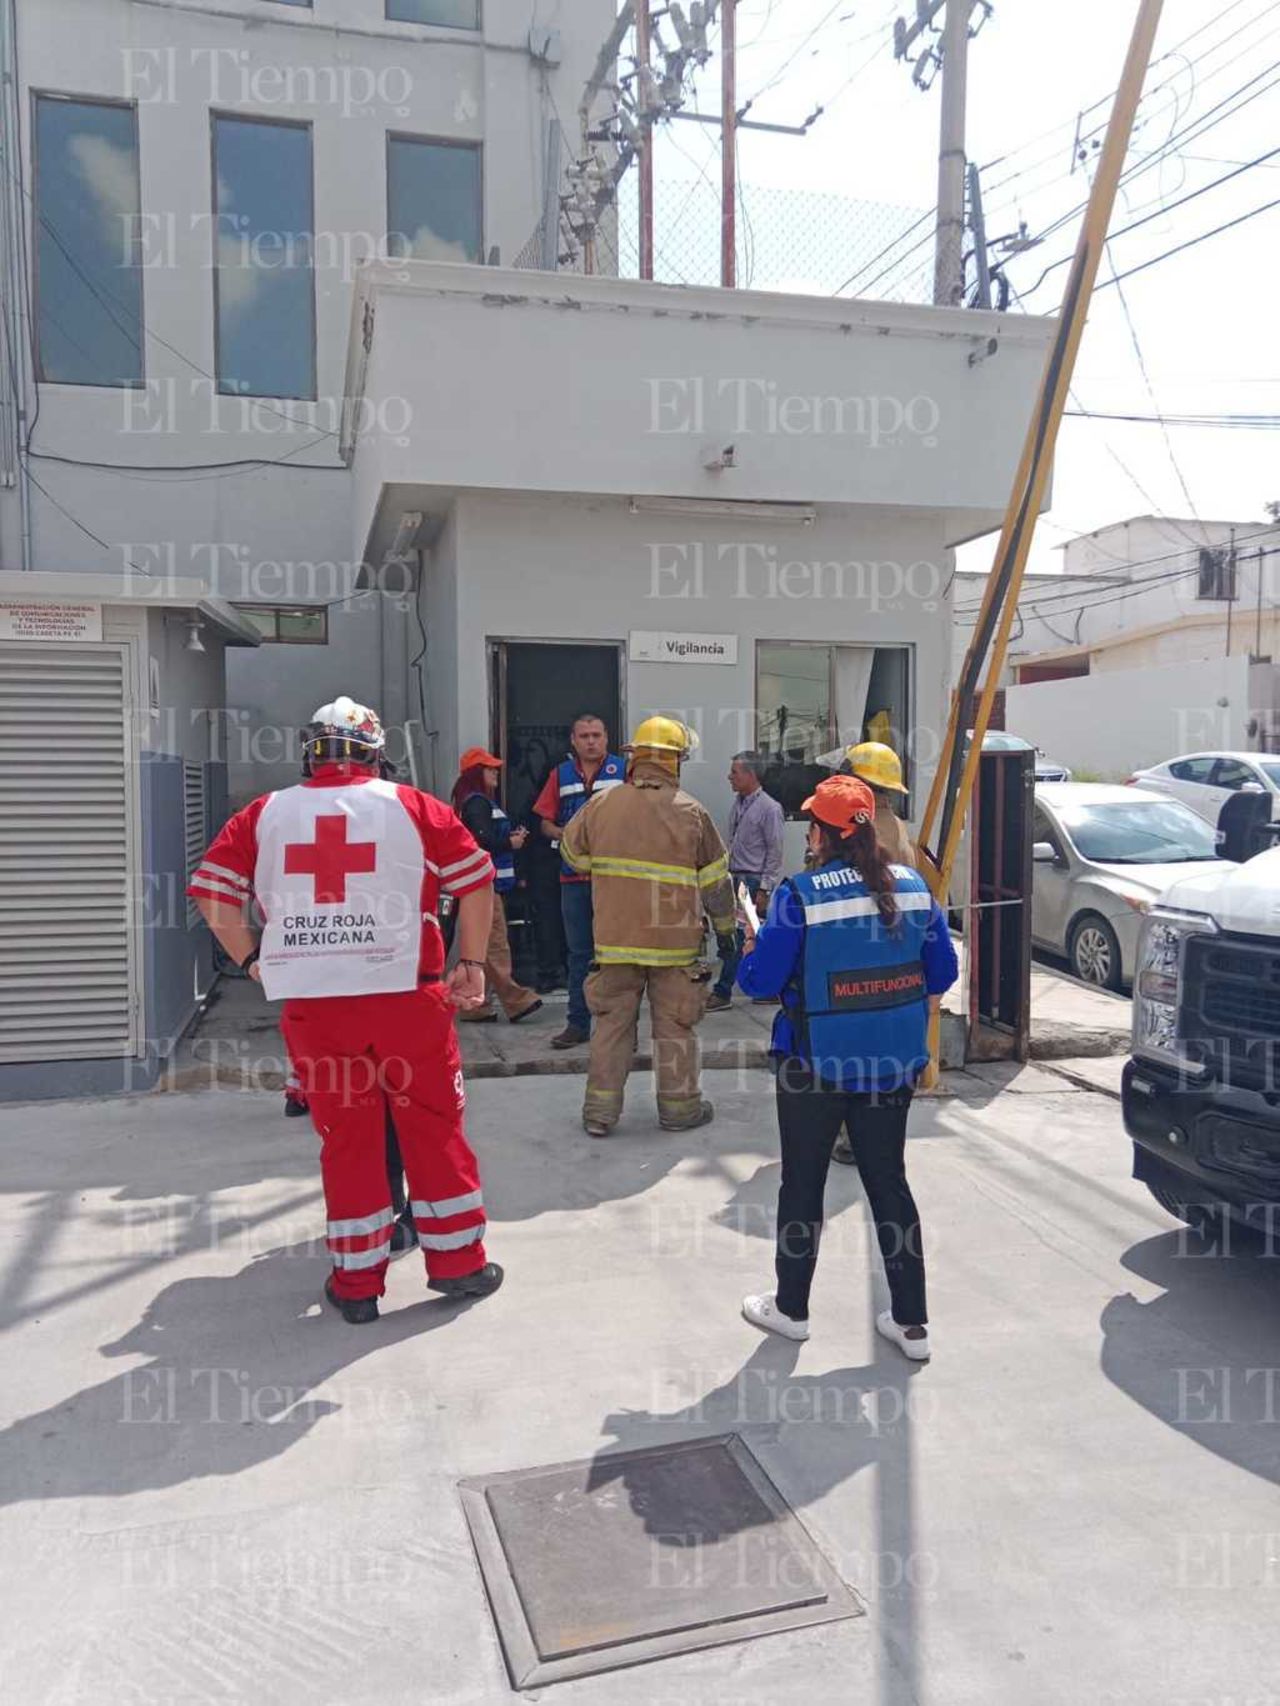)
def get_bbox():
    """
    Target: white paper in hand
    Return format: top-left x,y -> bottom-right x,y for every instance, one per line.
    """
737,880 -> 761,936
